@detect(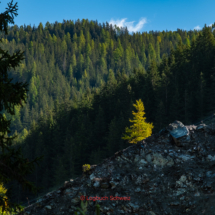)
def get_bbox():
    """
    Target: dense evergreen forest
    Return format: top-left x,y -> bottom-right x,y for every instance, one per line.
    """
1,19 -> 215,206
0,19 -> 205,141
